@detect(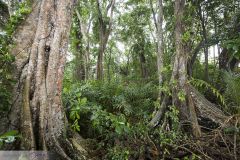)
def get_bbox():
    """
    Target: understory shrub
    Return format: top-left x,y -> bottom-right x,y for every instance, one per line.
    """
63,81 -> 186,159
